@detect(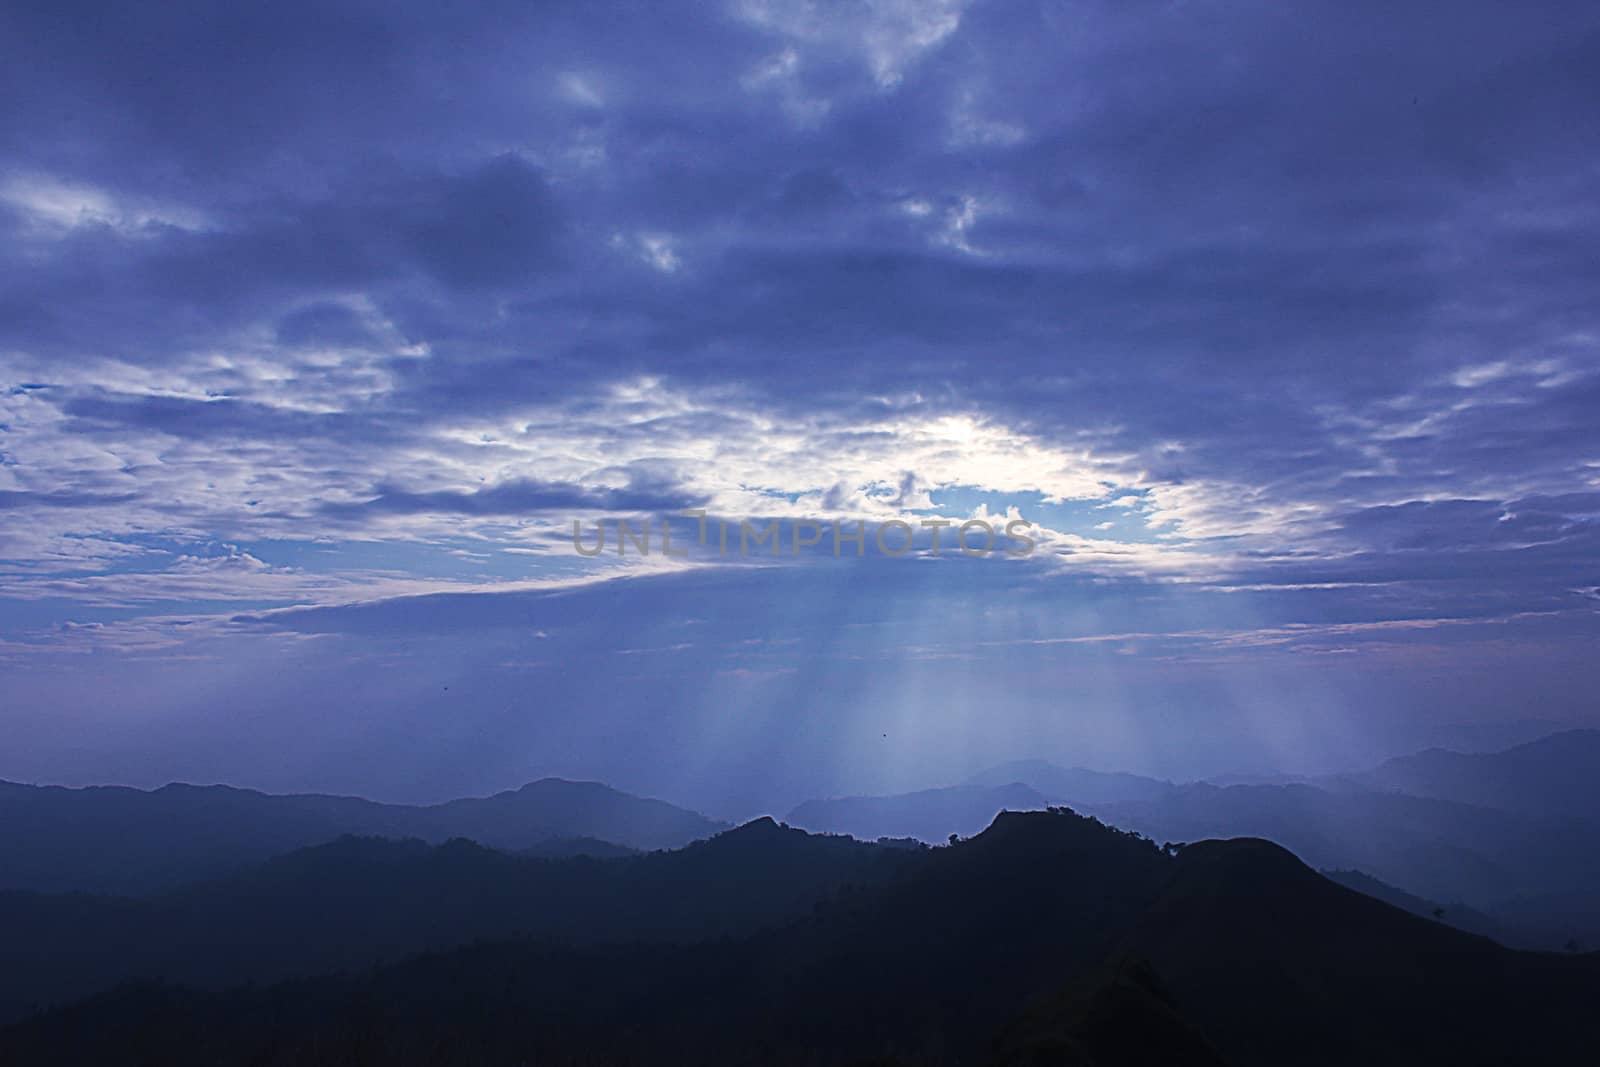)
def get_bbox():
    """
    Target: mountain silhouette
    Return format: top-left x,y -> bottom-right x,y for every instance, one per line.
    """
4,808 -> 1596,1065
1118,835 -> 1600,1065
0,777 -> 724,894
0,816 -> 909,1023
1088,781 -> 1600,915
1320,867 -> 1507,942
786,782 -> 1054,840
1358,729 -> 1600,817
784,733 -> 1600,950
